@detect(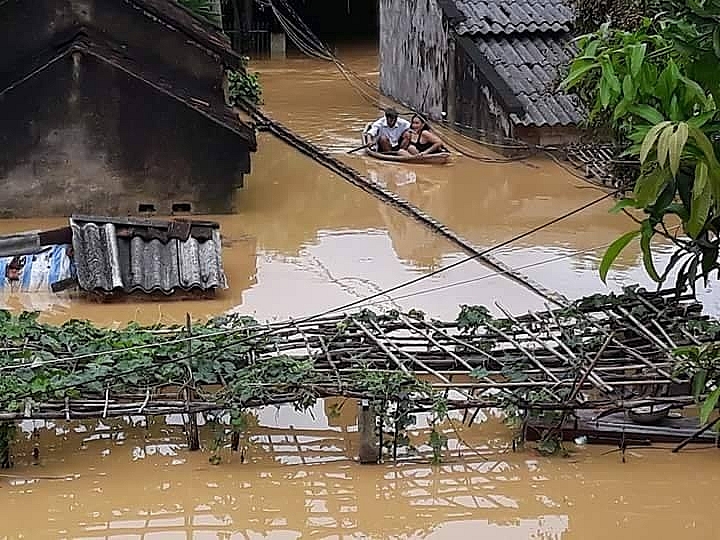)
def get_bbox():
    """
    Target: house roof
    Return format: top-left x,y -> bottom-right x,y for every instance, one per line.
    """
0,30 -> 257,148
70,215 -> 228,295
445,0 -> 583,128
454,0 -> 573,36
476,35 -> 584,127
125,0 -> 244,67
